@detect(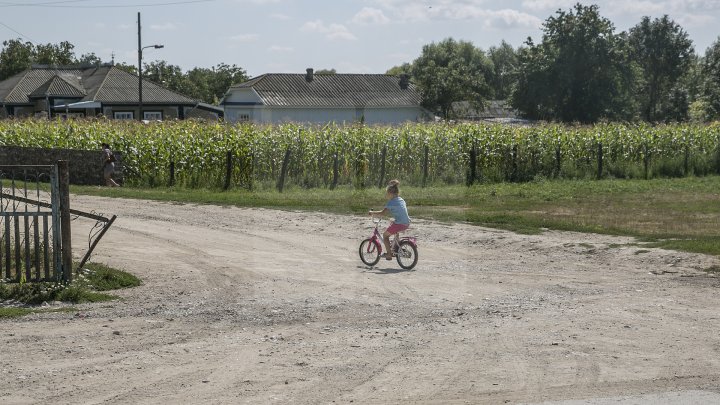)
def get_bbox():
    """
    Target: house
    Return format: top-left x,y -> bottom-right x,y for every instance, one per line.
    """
0,64 -> 222,120
221,69 -> 429,125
